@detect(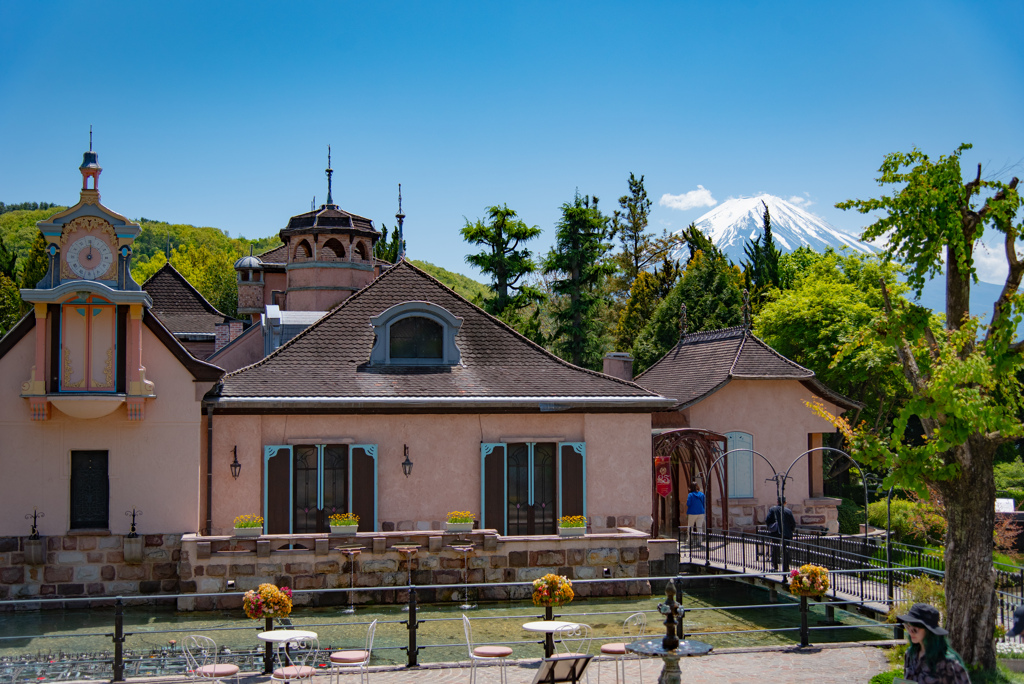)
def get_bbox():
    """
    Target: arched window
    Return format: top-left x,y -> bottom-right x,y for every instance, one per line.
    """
322,238 -> 345,259
240,271 -> 249,282
389,316 -> 443,360
354,241 -> 368,261
294,240 -> 312,260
